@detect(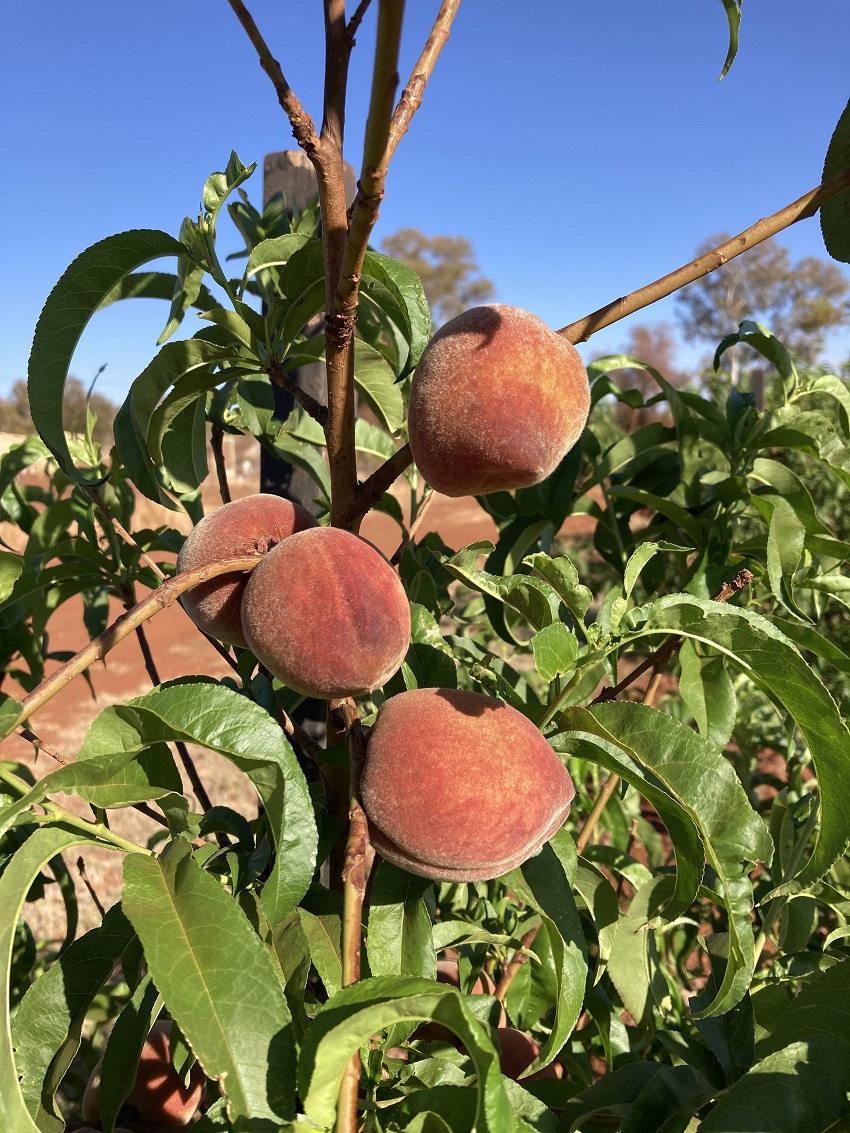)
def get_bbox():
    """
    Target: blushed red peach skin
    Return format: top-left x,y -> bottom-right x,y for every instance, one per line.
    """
408,304 -> 590,497
177,493 -> 317,647
360,687 -> 575,882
